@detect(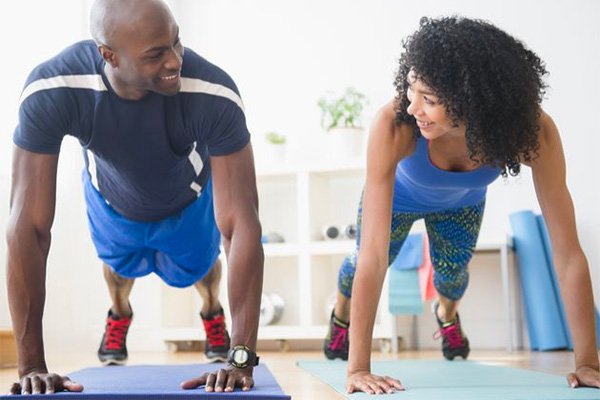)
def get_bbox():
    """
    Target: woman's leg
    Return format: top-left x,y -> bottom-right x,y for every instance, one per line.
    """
425,201 -> 485,359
